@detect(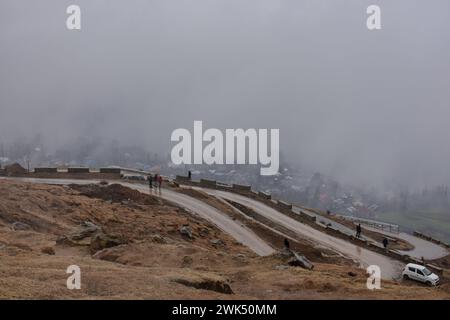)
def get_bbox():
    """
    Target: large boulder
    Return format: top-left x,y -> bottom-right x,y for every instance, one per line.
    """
288,251 -> 314,270
56,221 -> 106,249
